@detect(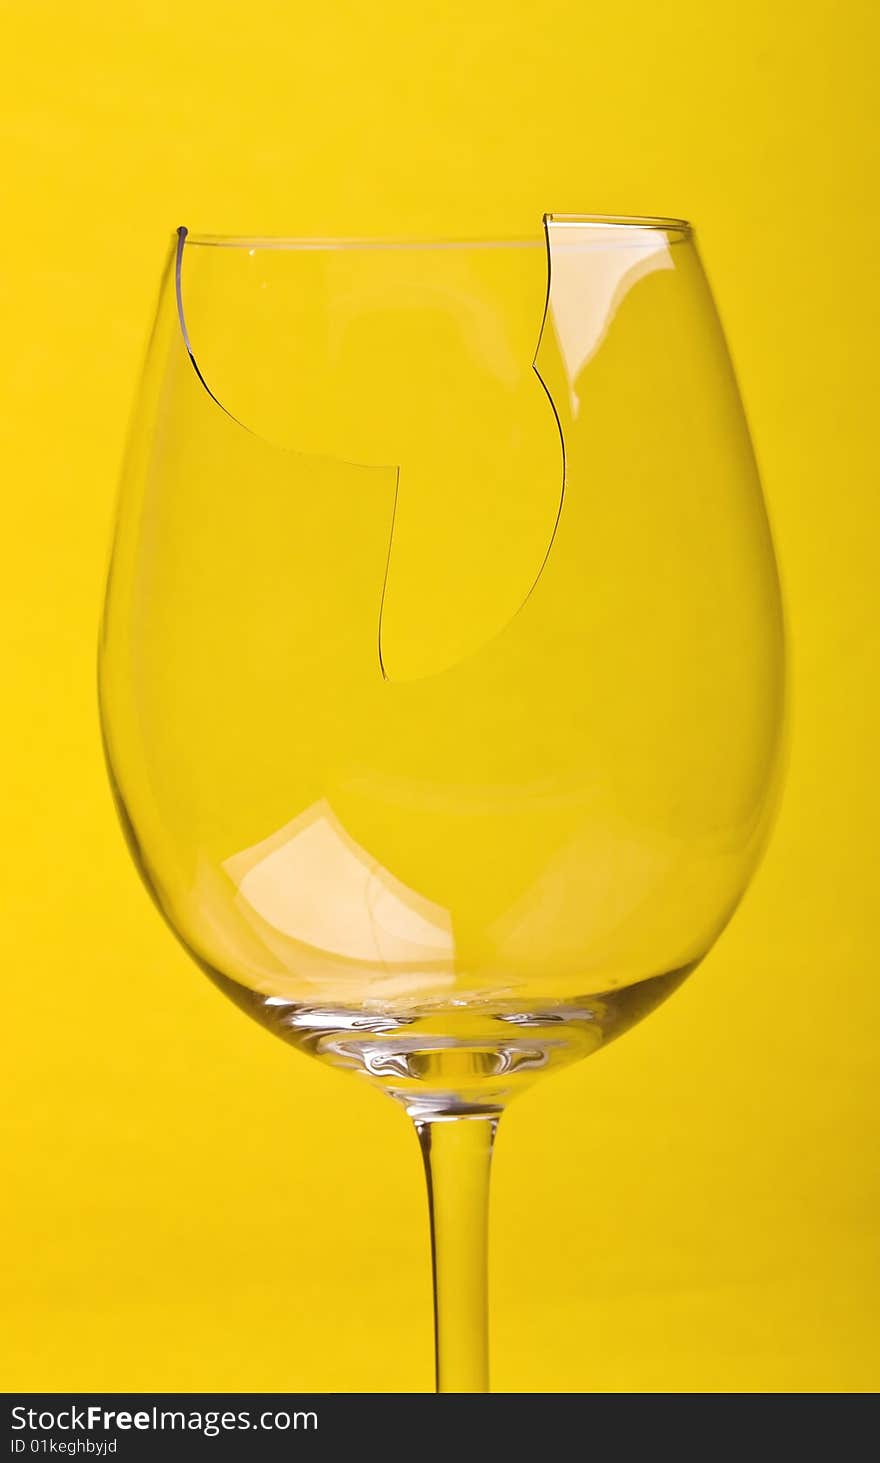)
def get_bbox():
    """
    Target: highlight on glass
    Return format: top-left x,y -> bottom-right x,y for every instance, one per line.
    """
99,214 -> 786,1392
